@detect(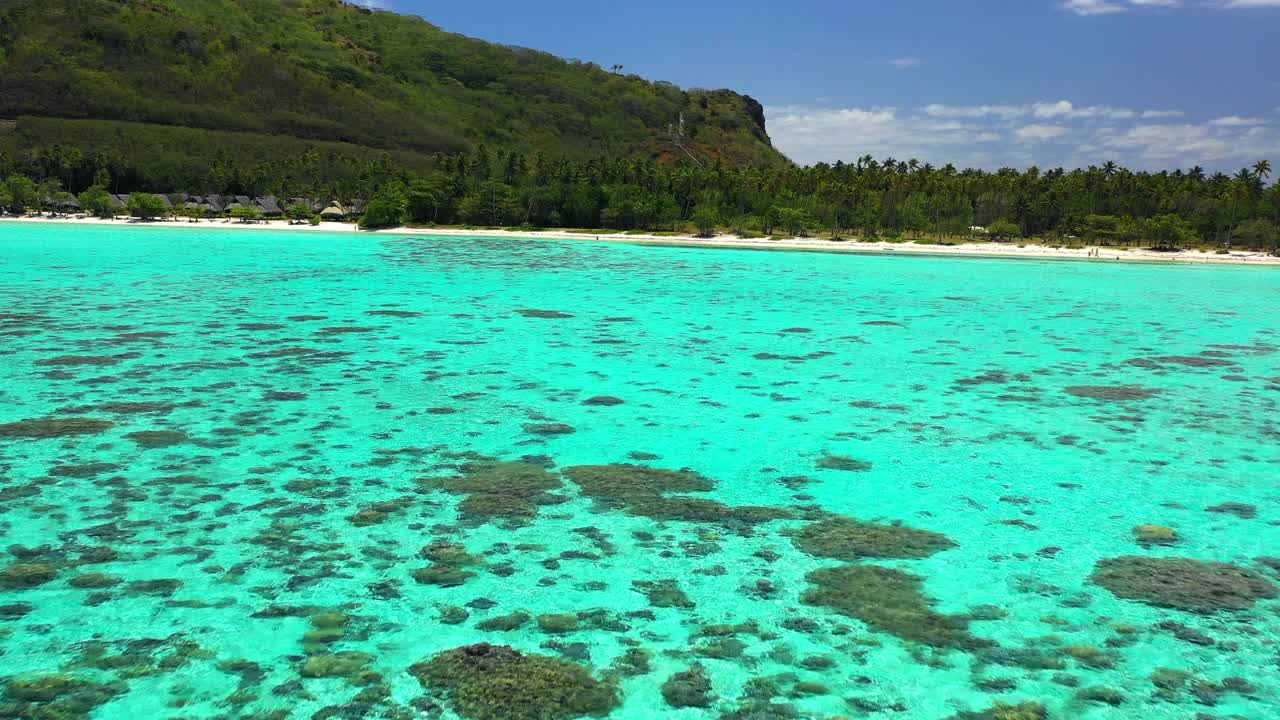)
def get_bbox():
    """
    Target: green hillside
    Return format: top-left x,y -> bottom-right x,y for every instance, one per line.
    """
0,0 -> 785,186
